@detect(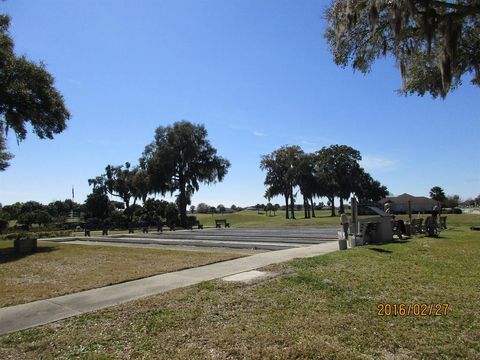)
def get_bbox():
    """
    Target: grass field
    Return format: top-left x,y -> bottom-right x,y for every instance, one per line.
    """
0,214 -> 478,359
0,242 -> 242,307
6,209 -> 467,235
196,209 -> 343,227
196,209 -> 473,229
